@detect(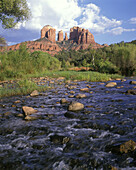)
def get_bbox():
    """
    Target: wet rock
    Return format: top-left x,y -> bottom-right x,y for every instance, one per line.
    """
24,115 -> 39,121
14,100 -> 21,104
68,101 -> 84,111
105,82 -> 117,87
126,89 -> 136,95
30,90 -> 39,97
130,81 -> 136,85
68,86 -> 77,90
120,140 -> 136,153
70,91 -> 75,94
60,98 -> 69,104
50,135 -> 70,144
68,95 -> 75,98
80,88 -> 89,92
106,140 -> 136,154
76,94 -> 87,98
22,106 -> 37,116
